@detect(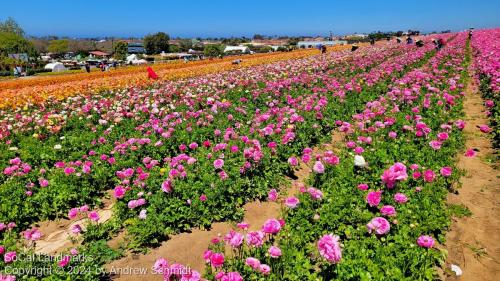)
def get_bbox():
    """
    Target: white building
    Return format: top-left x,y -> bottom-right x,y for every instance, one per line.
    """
224,46 -> 251,54
44,62 -> 67,72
